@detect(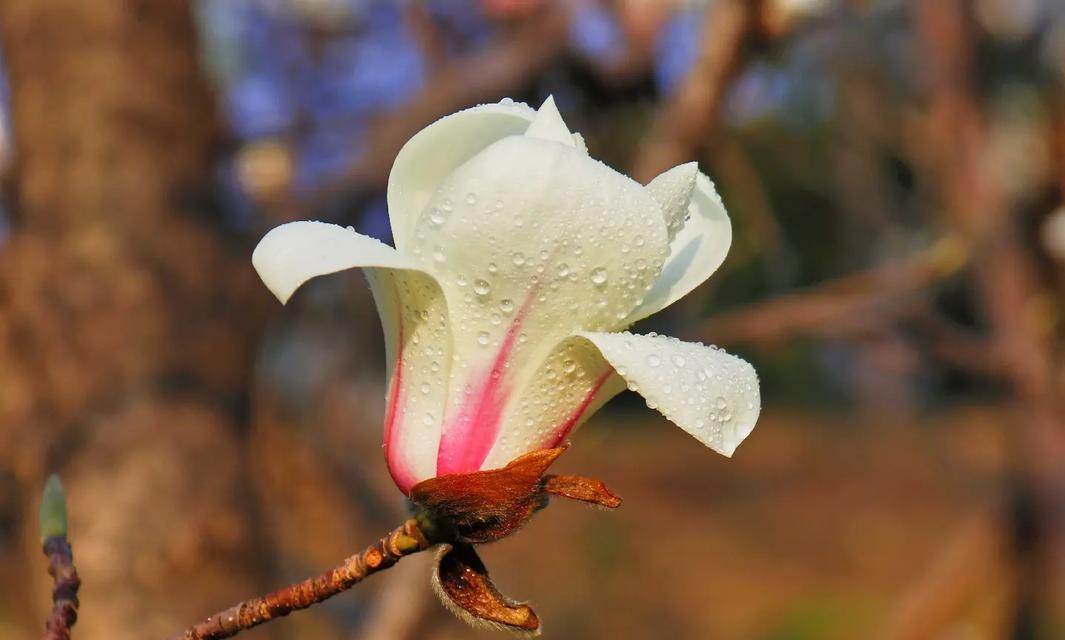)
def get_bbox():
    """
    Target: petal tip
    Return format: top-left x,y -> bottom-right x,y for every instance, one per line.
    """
525,95 -> 576,147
